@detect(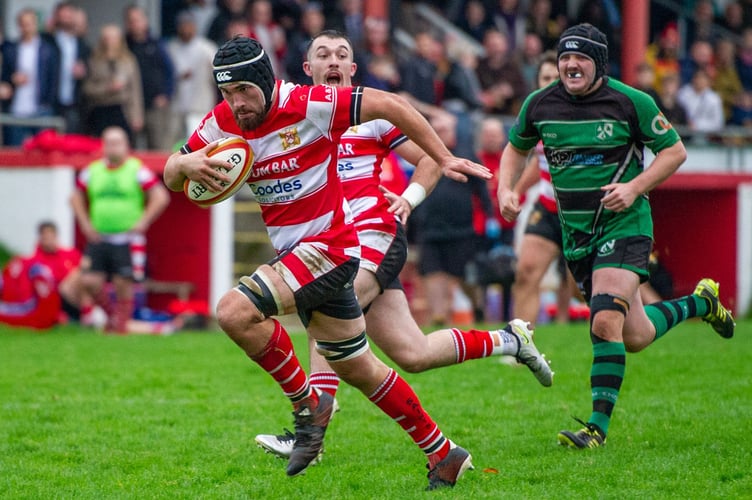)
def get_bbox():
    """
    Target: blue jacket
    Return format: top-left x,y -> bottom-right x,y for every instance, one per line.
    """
1,36 -> 61,114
